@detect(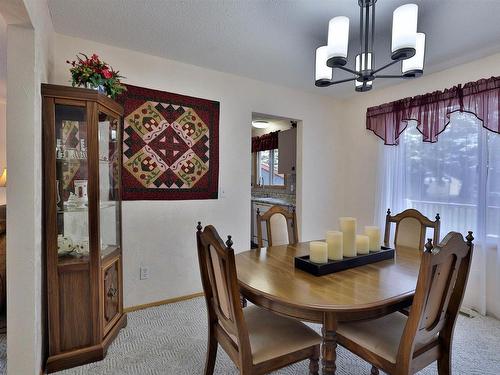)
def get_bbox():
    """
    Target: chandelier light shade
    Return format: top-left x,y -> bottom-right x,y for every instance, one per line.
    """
314,1 -> 425,92
402,32 -> 426,77
391,4 -> 418,60
315,46 -> 333,85
327,16 -> 350,67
